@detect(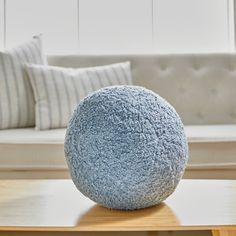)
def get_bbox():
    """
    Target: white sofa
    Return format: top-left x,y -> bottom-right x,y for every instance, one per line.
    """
1,53 -> 236,179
